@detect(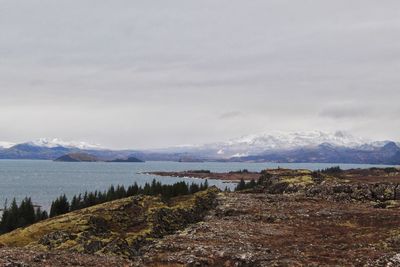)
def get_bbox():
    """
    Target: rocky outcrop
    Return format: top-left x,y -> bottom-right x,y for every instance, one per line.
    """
306,182 -> 400,208
257,168 -> 400,208
0,188 -> 220,258
140,189 -> 400,266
